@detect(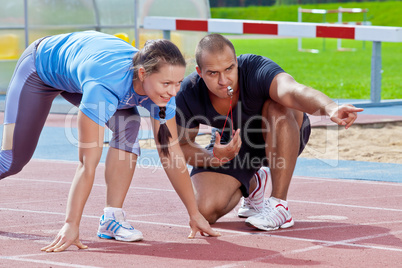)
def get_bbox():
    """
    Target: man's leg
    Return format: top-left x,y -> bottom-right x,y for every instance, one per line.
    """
246,99 -> 306,231
262,100 -> 303,201
191,172 -> 243,224
237,167 -> 270,218
190,124 -> 273,224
